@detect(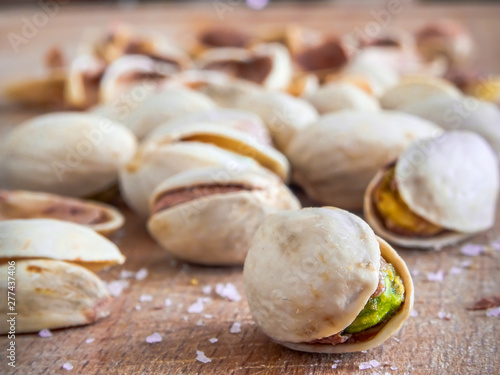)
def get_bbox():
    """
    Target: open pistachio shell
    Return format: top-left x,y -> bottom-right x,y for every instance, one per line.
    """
198,43 -> 292,91
244,207 -> 413,353
0,112 -> 137,198
0,259 -> 110,333
233,91 -> 319,153
365,131 -> 499,249
119,140 -> 261,218
287,110 -> 441,210
148,166 -> 300,265
0,219 -> 125,270
400,94 -> 500,157
145,108 -> 272,146
287,73 -> 319,98
93,87 -> 216,140
307,82 -> 380,115
0,190 -> 124,236
65,54 -> 106,109
380,75 -> 461,110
